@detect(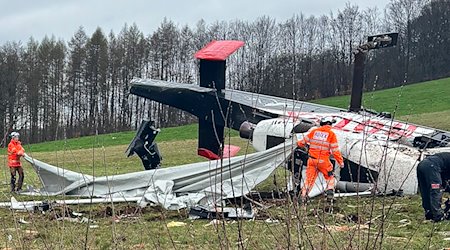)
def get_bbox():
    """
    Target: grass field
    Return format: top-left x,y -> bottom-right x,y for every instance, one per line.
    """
0,77 -> 449,249
314,77 -> 450,116
313,77 -> 450,131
